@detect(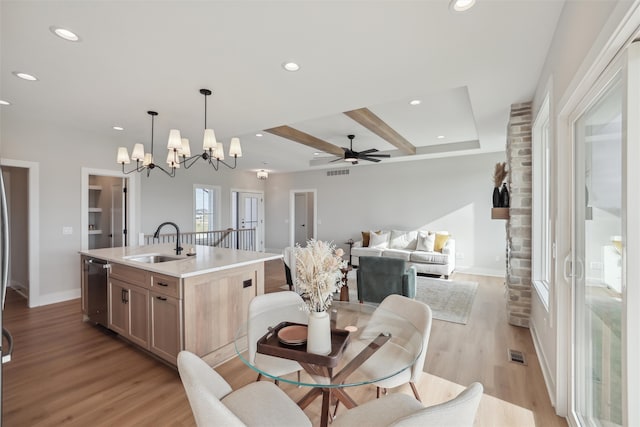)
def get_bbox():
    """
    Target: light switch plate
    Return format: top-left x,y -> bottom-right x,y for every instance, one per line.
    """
62,226 -> 73,235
